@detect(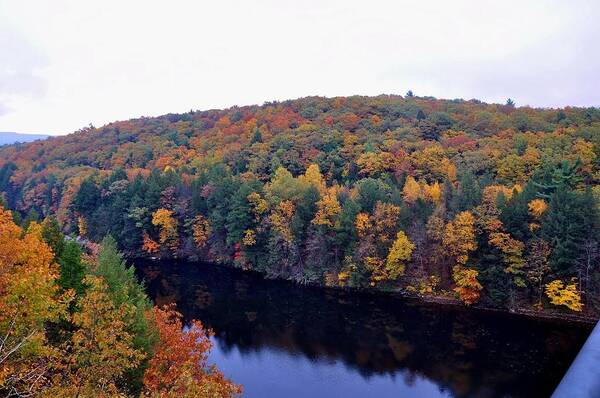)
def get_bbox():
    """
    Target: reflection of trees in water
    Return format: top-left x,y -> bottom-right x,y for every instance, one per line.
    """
136,261 -> 591,398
